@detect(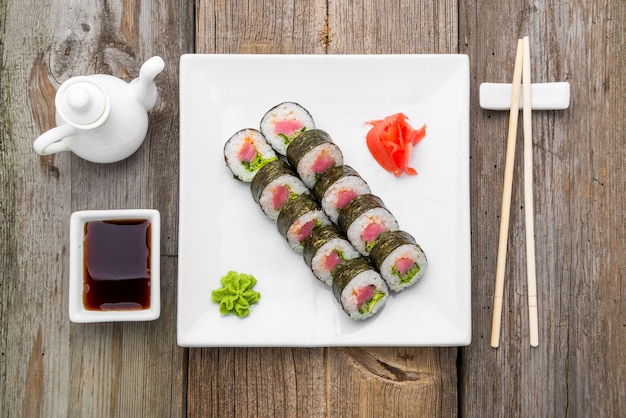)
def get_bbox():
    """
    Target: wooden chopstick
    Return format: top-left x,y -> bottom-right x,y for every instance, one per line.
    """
522,36 -> 539,347
491,39 -> 524,348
